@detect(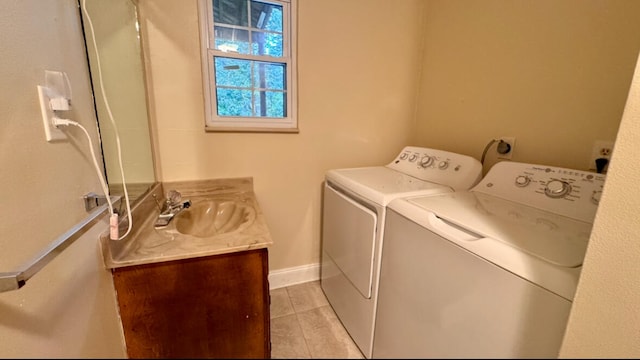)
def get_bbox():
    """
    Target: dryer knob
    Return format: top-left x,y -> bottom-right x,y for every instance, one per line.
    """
419,156 -> 433,168
409,154 -> 418,162
438,161 -> 449,170
400,153 -> 409,160
544,180 -> 571,198
515,175 -> 530,187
